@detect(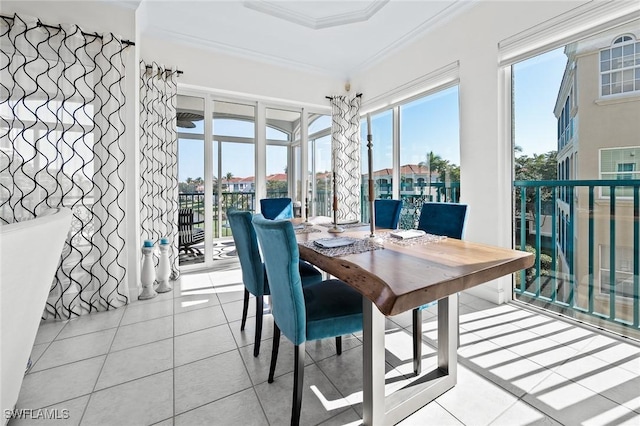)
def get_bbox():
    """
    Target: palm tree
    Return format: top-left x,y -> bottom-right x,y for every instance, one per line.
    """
223,172 -> 234,191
